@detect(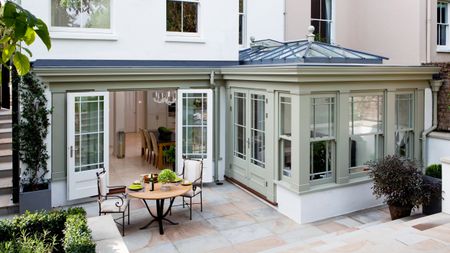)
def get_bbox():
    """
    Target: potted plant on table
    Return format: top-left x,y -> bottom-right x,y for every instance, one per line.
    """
422,164 -> 442,215
367,155 -> 431,220
14,73 -> 52,214
158,169 -> 177,191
